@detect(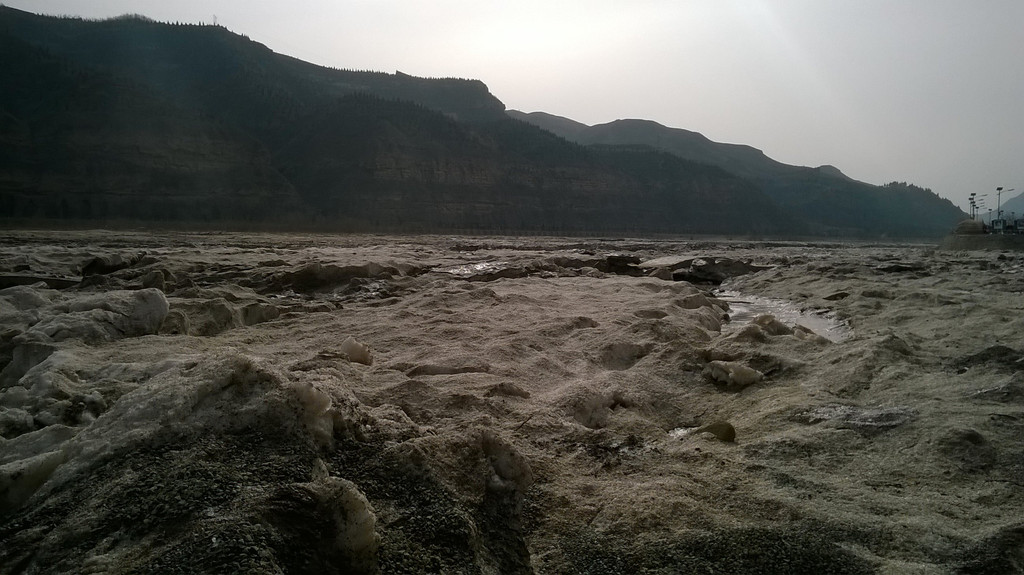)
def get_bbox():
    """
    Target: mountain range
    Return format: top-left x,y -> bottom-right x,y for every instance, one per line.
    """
0,7 -> 966,237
